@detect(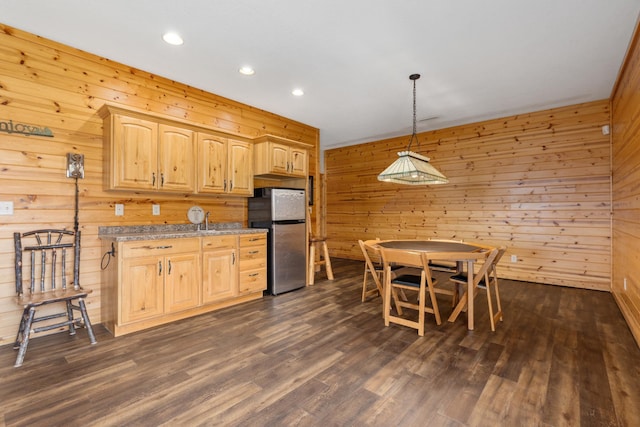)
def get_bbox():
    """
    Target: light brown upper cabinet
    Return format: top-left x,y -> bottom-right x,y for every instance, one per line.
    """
100,105 -> 195,192
253,135 -> 311,178
197,133 -> 253,196
107,114 -> 158,190
158,124 -> 195,192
